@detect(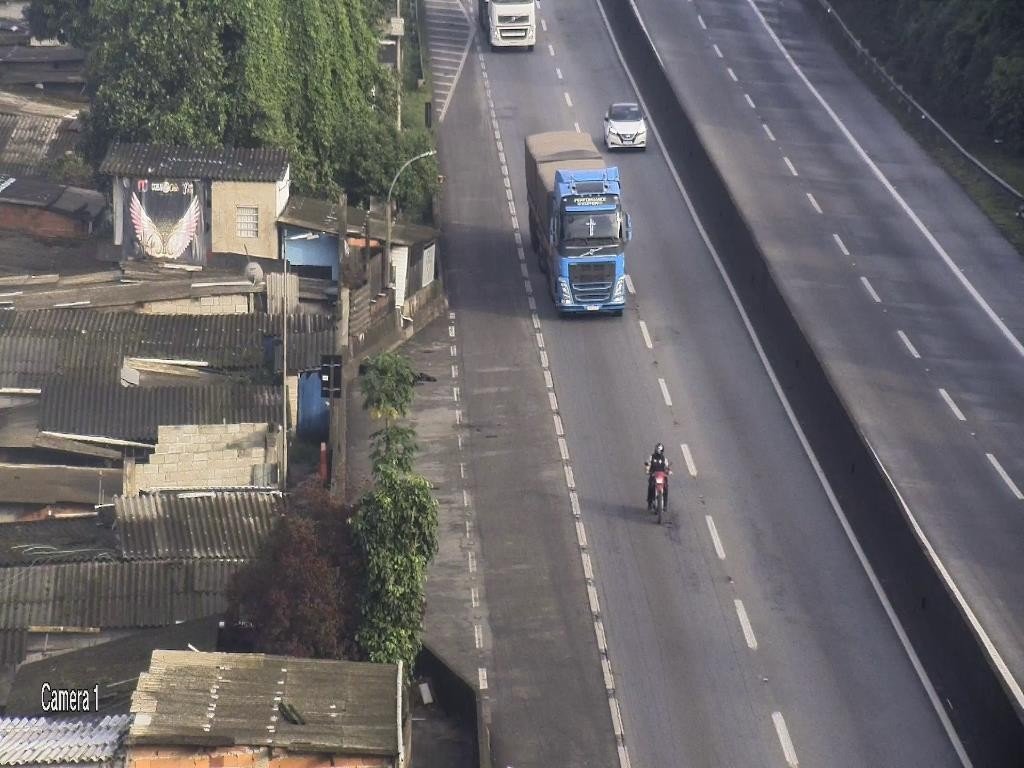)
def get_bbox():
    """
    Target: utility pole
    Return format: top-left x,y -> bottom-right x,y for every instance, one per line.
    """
386,150 -> 436,329
280,247 -> 288,491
